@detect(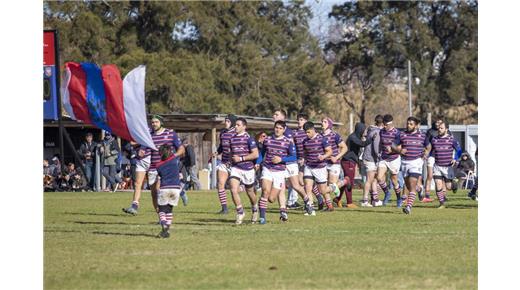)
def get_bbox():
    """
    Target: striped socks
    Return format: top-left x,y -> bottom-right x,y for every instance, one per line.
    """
436,190 -> 446,204
259,197 -> 268,219
325,195 -> 333,209
313,185 -> 324,205
395,186 -> 402,200
131,201 -> 139,210
379,182 -> 390,196
236,206 -> 244,215
218,189 -> 228,211
407,192 -> 416,207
